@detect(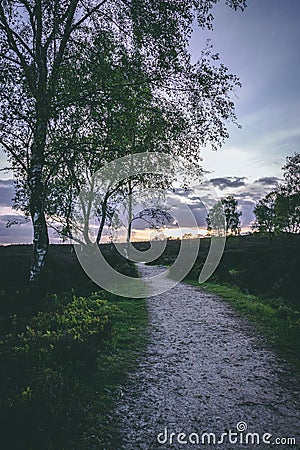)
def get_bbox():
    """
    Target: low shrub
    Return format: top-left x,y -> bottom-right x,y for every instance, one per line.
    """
0,293 -> 121,449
